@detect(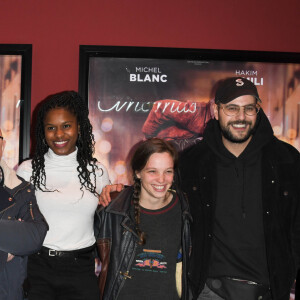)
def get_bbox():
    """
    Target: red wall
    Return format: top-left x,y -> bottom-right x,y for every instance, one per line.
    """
0,0 -> 300,114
